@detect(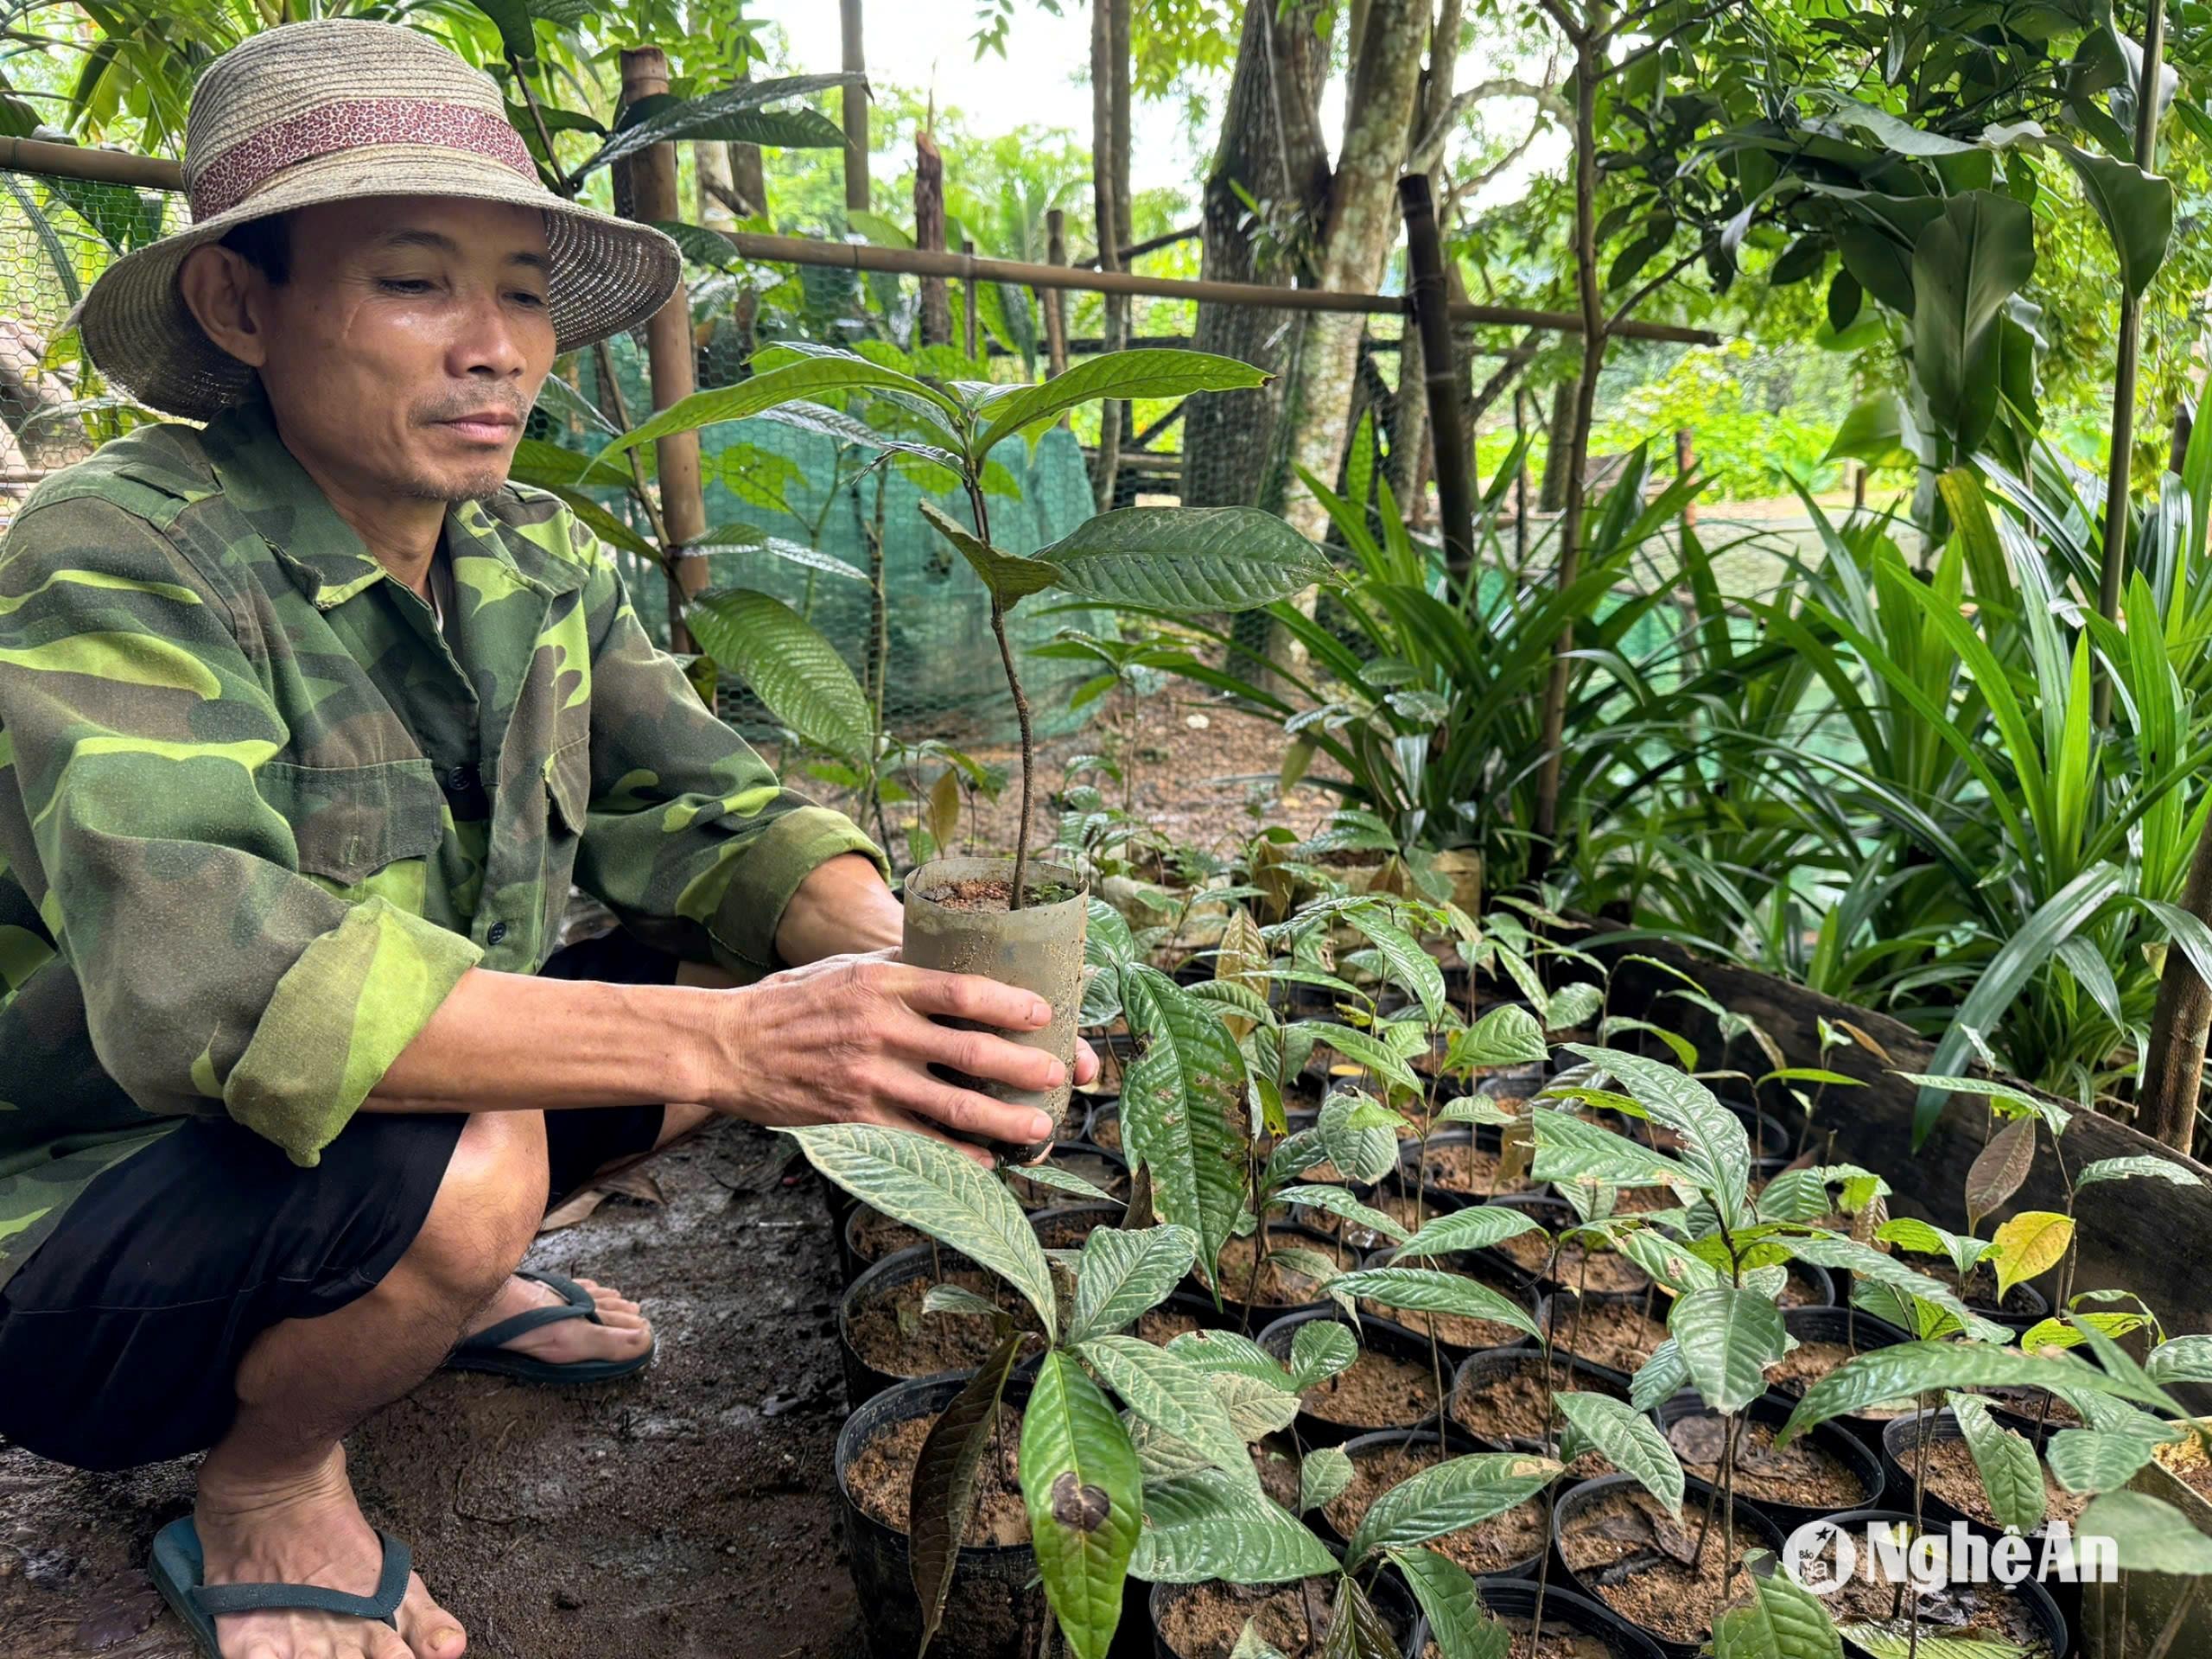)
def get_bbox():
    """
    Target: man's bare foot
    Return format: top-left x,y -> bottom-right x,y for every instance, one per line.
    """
460,1273 -> 653,1368
194,1446 -> 464,1659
